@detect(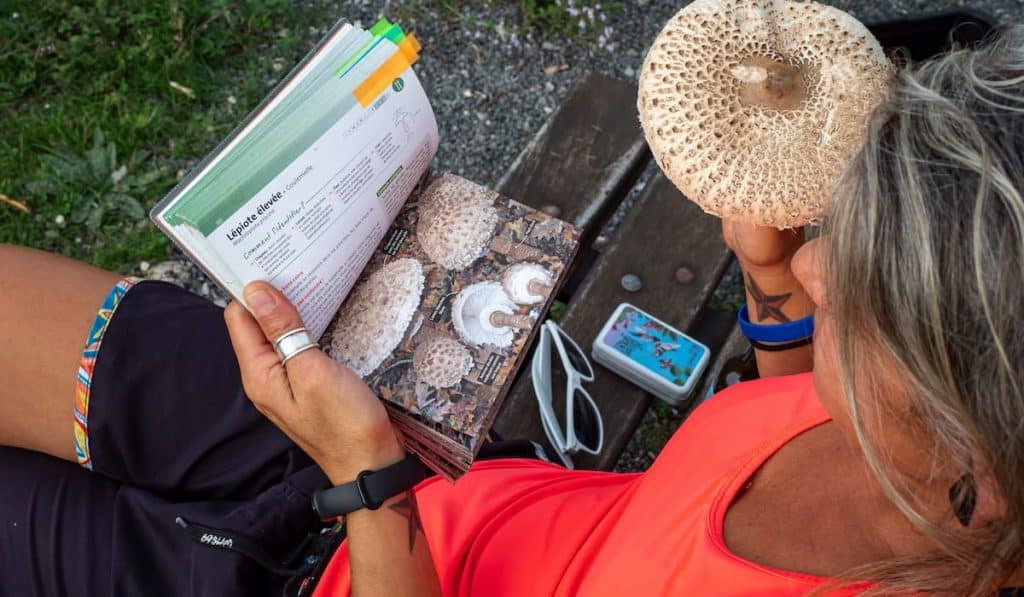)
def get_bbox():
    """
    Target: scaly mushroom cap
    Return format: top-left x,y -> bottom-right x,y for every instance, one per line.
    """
501,263 -> 553,305
638,0 -> 893,228
417,173 -> 502,269
451,281 -> 518,348
328,258 -> 425,377
413,336 -> 474,389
